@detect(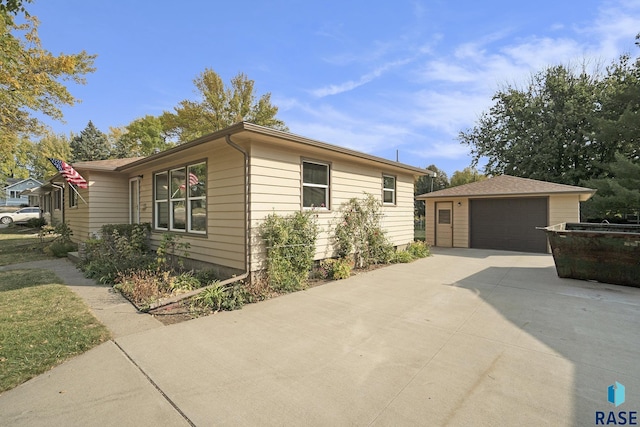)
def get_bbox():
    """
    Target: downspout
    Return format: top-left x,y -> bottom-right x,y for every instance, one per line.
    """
225,134 -> 251,277
147,134 -> 251,312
